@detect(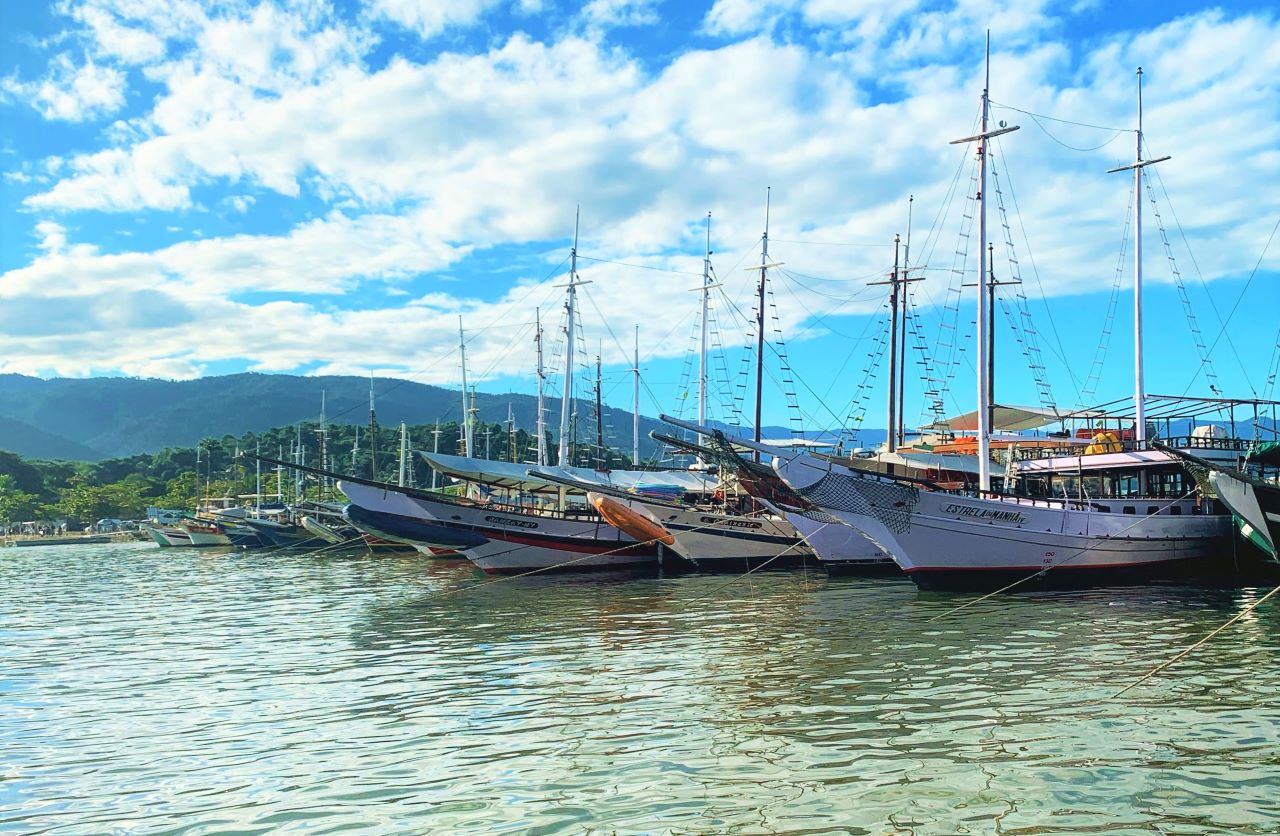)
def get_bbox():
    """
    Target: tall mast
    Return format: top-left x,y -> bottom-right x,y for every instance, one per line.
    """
594,350 -> 604,470
1135,68 -> 1144,445
871,232 -> 920,455
319,390 -> 327,497
508,403 -> 516,464
754,188 -> 771,459
255,440 -> 261,506
431,420 -> 441,490
1107,67 -> 1168,447
275,445 -> 283,503
887,234 -> 901,453
949,34 -> 1017,493
976,36 -> 992,493
899,195 -> 913,448
699,211 -> 712,447
470,386 -> 479,458
295,423 -> 304,501
1135,68 -> 1145,445
557,207 -> 586,467
535,309 -> 547,466
398,421 -> 408,487
633,324 -> 641,466
367,375 -> 377,480
458,317 -> 472,458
